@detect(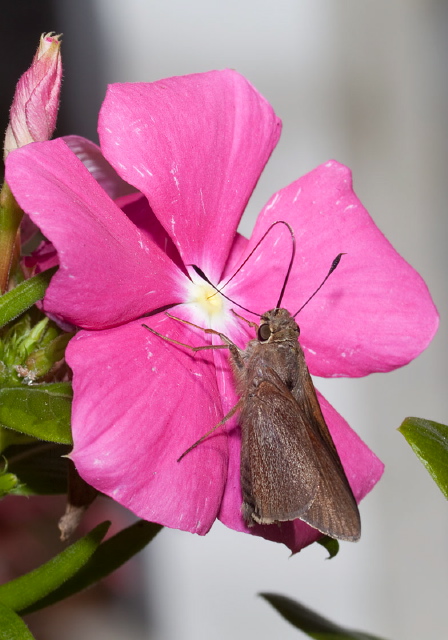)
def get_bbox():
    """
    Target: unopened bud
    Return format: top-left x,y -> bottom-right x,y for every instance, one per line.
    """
4,32 -> 62,158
